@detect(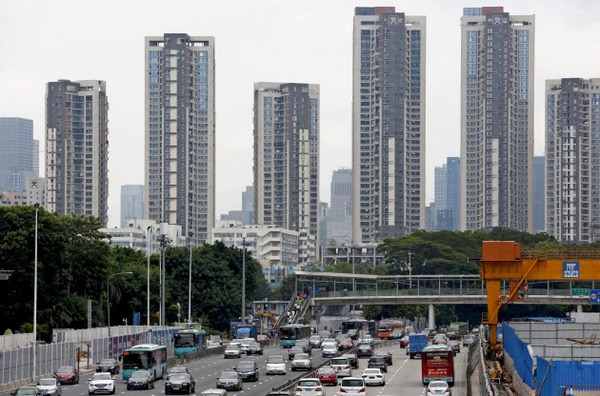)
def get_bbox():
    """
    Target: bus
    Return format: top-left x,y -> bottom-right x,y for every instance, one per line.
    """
340,319 -> 376,337
421,345 -> 455,386
279,324 -> 312,347
449,322 -> 469,336
173,329 -> 207,357
122,344 -> 168,381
